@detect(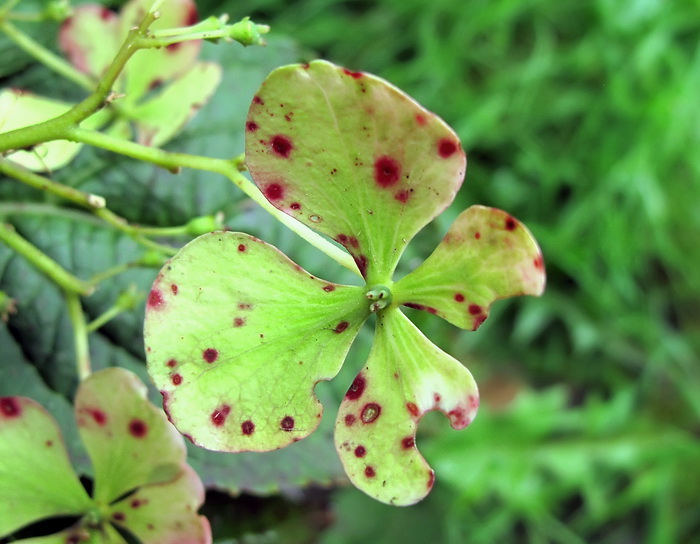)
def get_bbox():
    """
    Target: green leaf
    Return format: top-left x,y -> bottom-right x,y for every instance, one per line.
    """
394,205 -> 545,330
334,309 -> 478,506
144,231 -> 369,452
75,367 -> 187,504
245,60 -> 466,283
0,89 -> 110,171
108,465 -> 210,544
0,396 -> 91,537
131,61 -> 222,147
